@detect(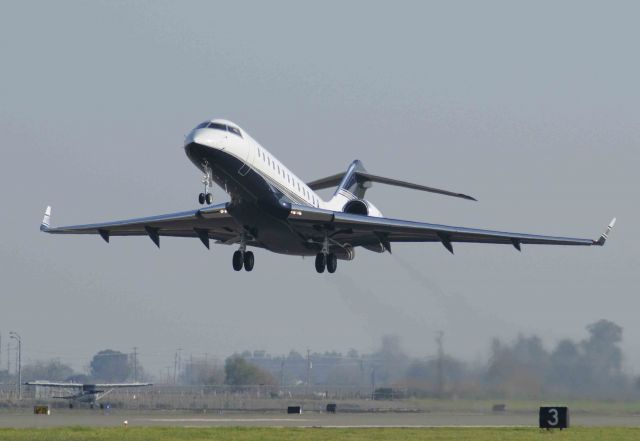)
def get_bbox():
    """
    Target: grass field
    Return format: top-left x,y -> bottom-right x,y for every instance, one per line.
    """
0,427 -> 639,441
